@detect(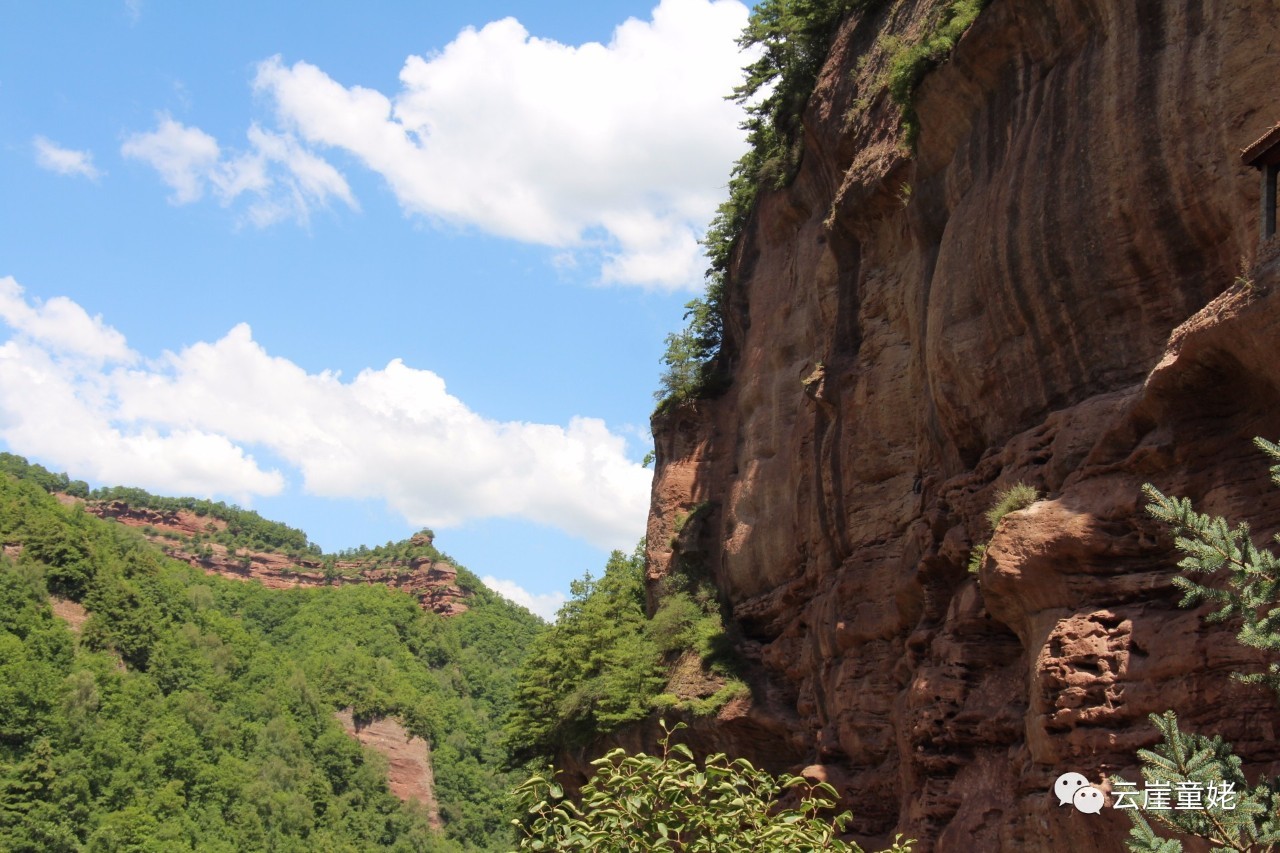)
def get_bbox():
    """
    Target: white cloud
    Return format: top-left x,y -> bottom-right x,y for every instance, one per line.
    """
0,280 -> 650,550
250,0 -> 753,289
33,136 -> 102,181
122,116 -> 356,225
0,277 -> 133,363
121,117 -> 220,203
481,575 -> 567,621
